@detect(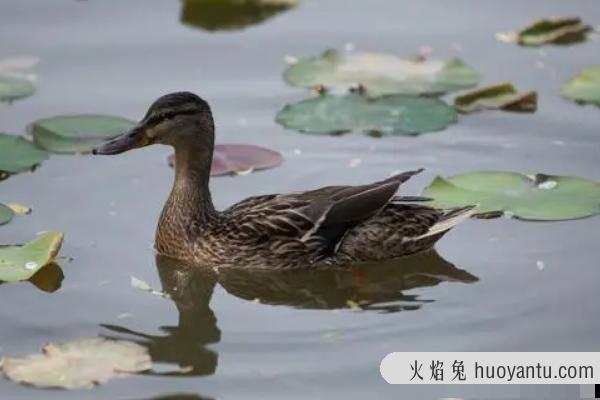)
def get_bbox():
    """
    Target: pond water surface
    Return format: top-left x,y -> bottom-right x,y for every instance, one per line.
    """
1,1 -> 599,399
